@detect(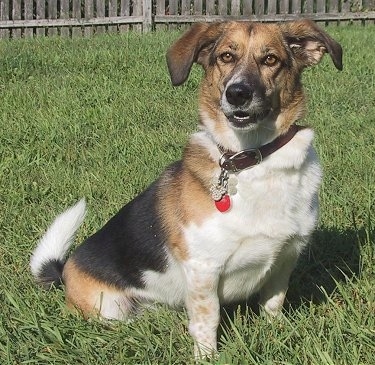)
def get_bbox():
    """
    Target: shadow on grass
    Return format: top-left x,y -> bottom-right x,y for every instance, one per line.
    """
287,226 -> 363,307
221,226 -> 367,321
